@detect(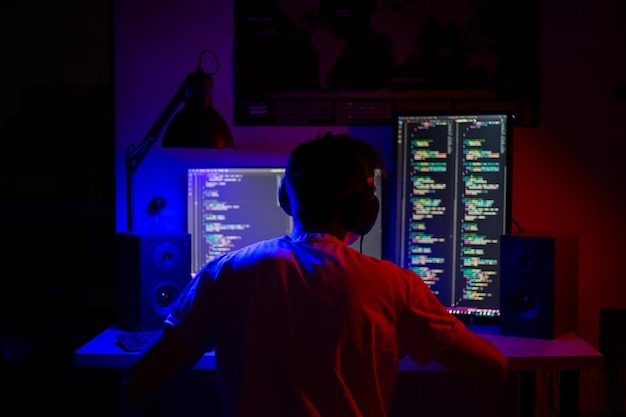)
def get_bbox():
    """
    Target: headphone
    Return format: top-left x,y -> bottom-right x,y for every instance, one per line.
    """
278,174 -> 379,236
